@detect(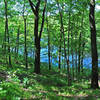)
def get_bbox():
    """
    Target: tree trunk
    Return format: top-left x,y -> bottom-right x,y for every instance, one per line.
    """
4,0 -> 7,63
89,0 -> 99,89
24,18 -> 28,69
78,33 -> 81,75
34,12 -> 40,74
34,38 -> 40,74
15,26 -> 20,57
28,0 -> 46,74
58,45 -> 61,70
75,20 -> 78,78
67,12 -> 71,86
81,42 -> 85,72
71,28 -> 74,80
57,0 -> 67,68
58,22 -> 62,70
78,11 -> 84,76
57,1 -> 71,86
46,13 -> 51,70
17,26 -> 20,56
4,0 -> 11,67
